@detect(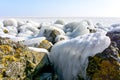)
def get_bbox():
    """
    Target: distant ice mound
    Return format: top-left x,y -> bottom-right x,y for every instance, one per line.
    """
17,23 -> 39,37
54,19 -> 65,25
49,32 -> 111,80
3,18 -> 18,27
64,20 -> 95,38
